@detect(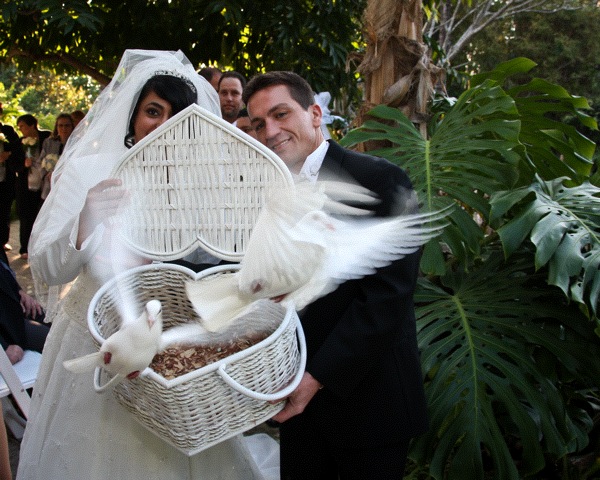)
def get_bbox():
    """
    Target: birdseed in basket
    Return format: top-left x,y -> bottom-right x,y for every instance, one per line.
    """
151,330 -> 272,380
